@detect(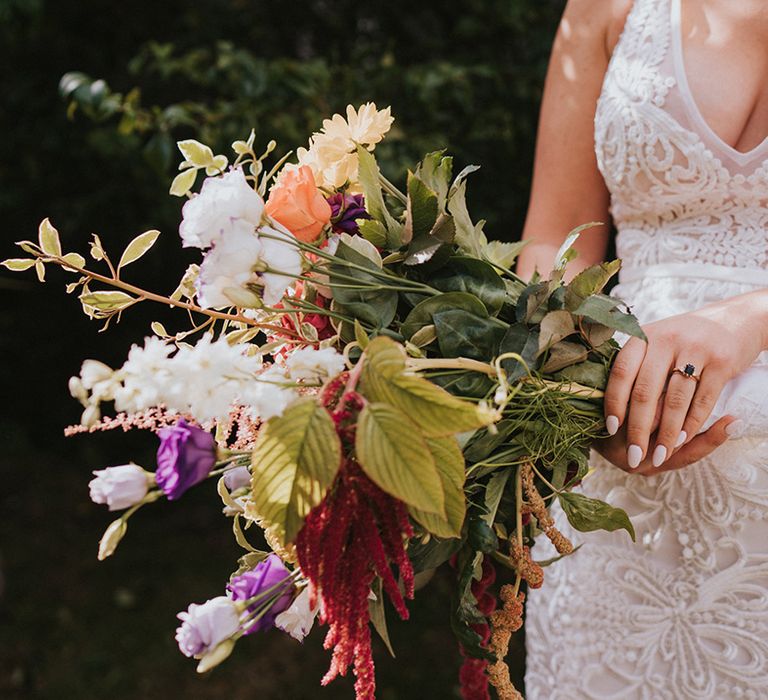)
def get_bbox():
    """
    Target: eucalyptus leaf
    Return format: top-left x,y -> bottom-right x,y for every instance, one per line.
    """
558,491 -> 636,541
